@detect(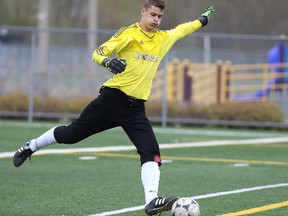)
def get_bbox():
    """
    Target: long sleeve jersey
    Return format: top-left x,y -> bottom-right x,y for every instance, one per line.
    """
92,20 -> 202,100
